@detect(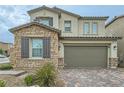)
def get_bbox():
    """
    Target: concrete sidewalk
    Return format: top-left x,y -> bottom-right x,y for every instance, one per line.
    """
0,57 -> 10,64
0,70 -> 27,76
